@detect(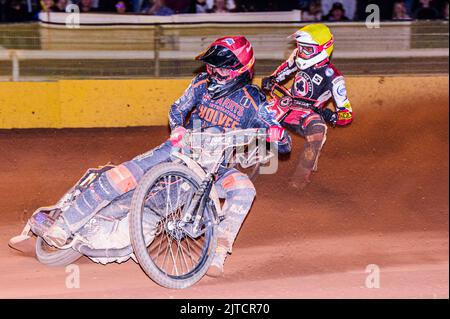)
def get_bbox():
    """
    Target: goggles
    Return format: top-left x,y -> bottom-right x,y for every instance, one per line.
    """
297,44 -> 319,59
206,65 -> 236,82
296,37 -> 334,60
206,57 -> 255,82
